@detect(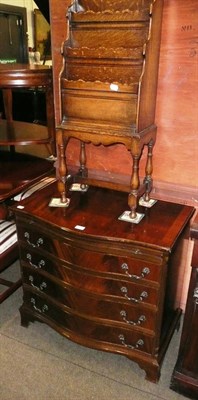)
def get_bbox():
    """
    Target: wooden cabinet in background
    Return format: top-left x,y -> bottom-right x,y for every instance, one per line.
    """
170,214 -> 198,399
0,63 -> 56,156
